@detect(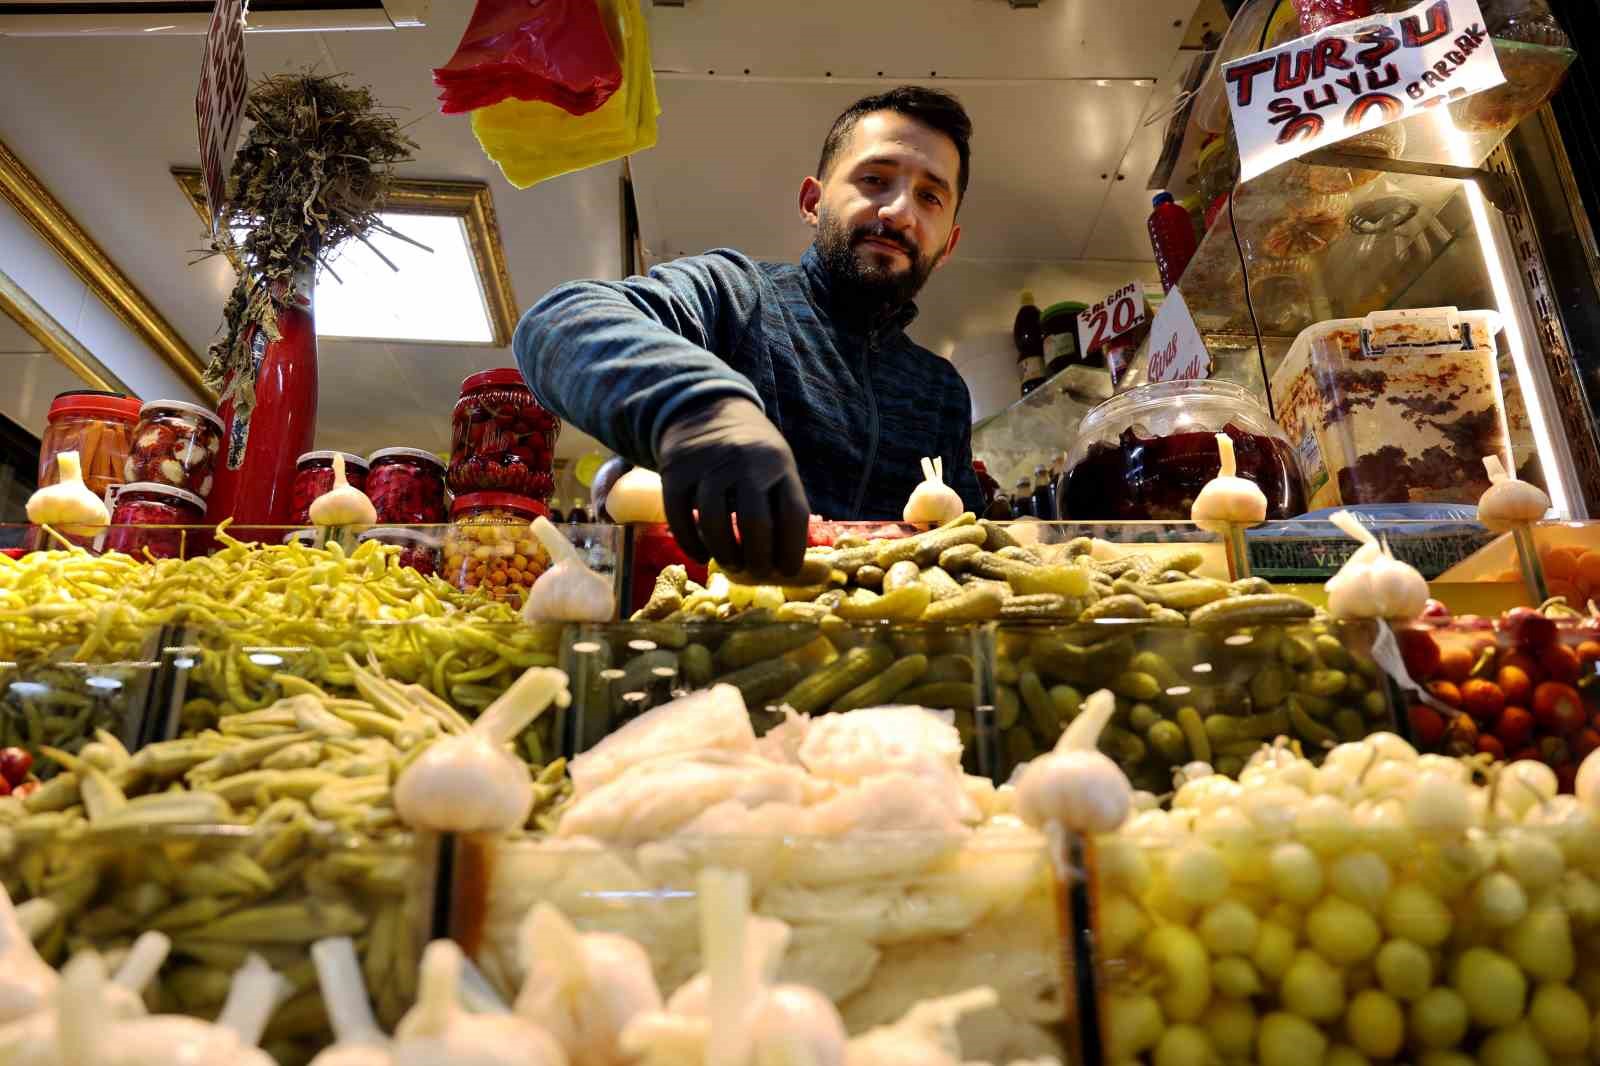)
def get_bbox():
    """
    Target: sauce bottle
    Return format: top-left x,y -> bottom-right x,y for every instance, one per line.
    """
1012,476 -> 1036,519
1148,192 -> 1199,293
1031,464 -> 1056,520
567,497 -> 590,524
1014,290 -> 1046,397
